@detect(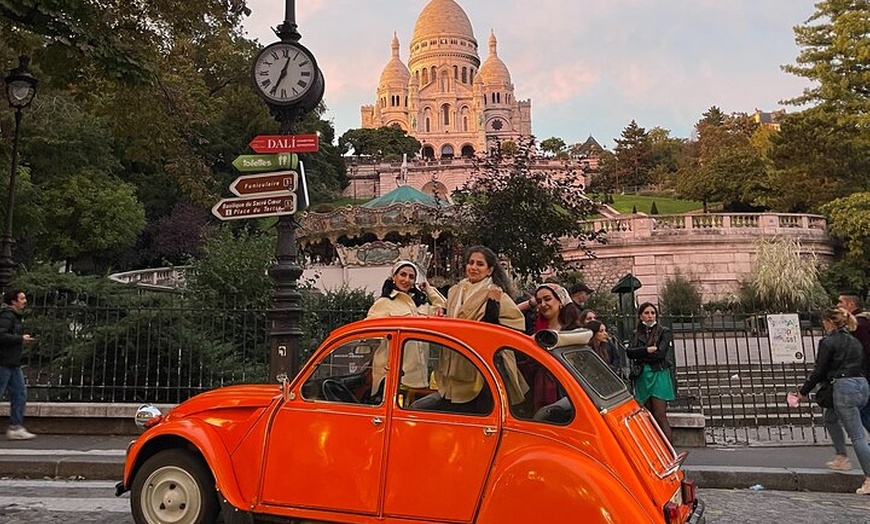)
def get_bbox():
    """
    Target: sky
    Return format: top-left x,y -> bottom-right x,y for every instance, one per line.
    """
241,0 -> 818,149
